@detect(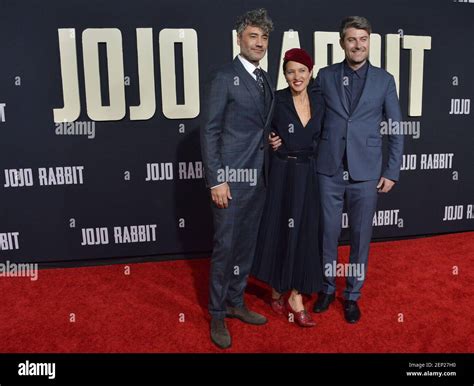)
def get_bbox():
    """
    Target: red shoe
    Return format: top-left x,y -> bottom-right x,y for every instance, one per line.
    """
270,297 -> 286,315
285,299 -> 316,327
